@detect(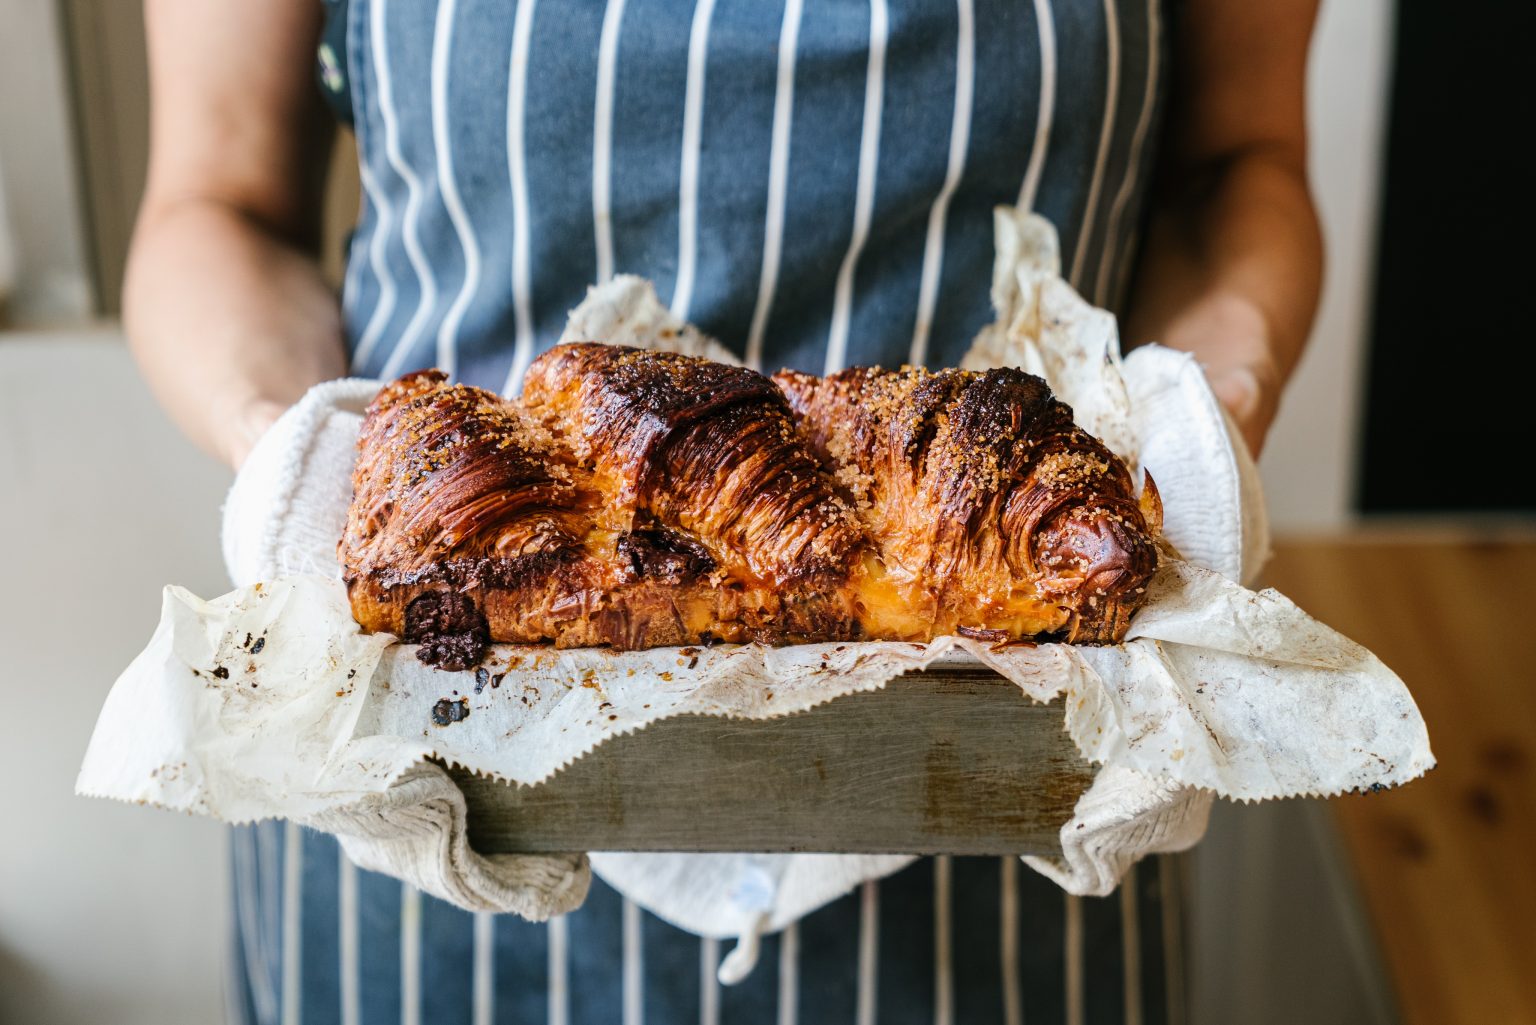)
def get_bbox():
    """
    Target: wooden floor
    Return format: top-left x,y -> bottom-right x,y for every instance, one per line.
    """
1264,532 -> 1536,1025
